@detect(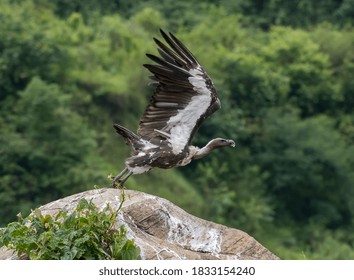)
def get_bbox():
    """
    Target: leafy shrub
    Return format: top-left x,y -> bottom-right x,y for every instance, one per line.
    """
0,199 -> 140,260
